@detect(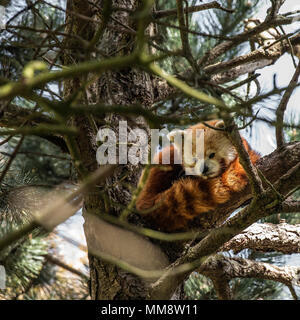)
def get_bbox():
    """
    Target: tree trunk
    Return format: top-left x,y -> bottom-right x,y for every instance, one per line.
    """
62,0 -> 300,301
63,0 -> 161,299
